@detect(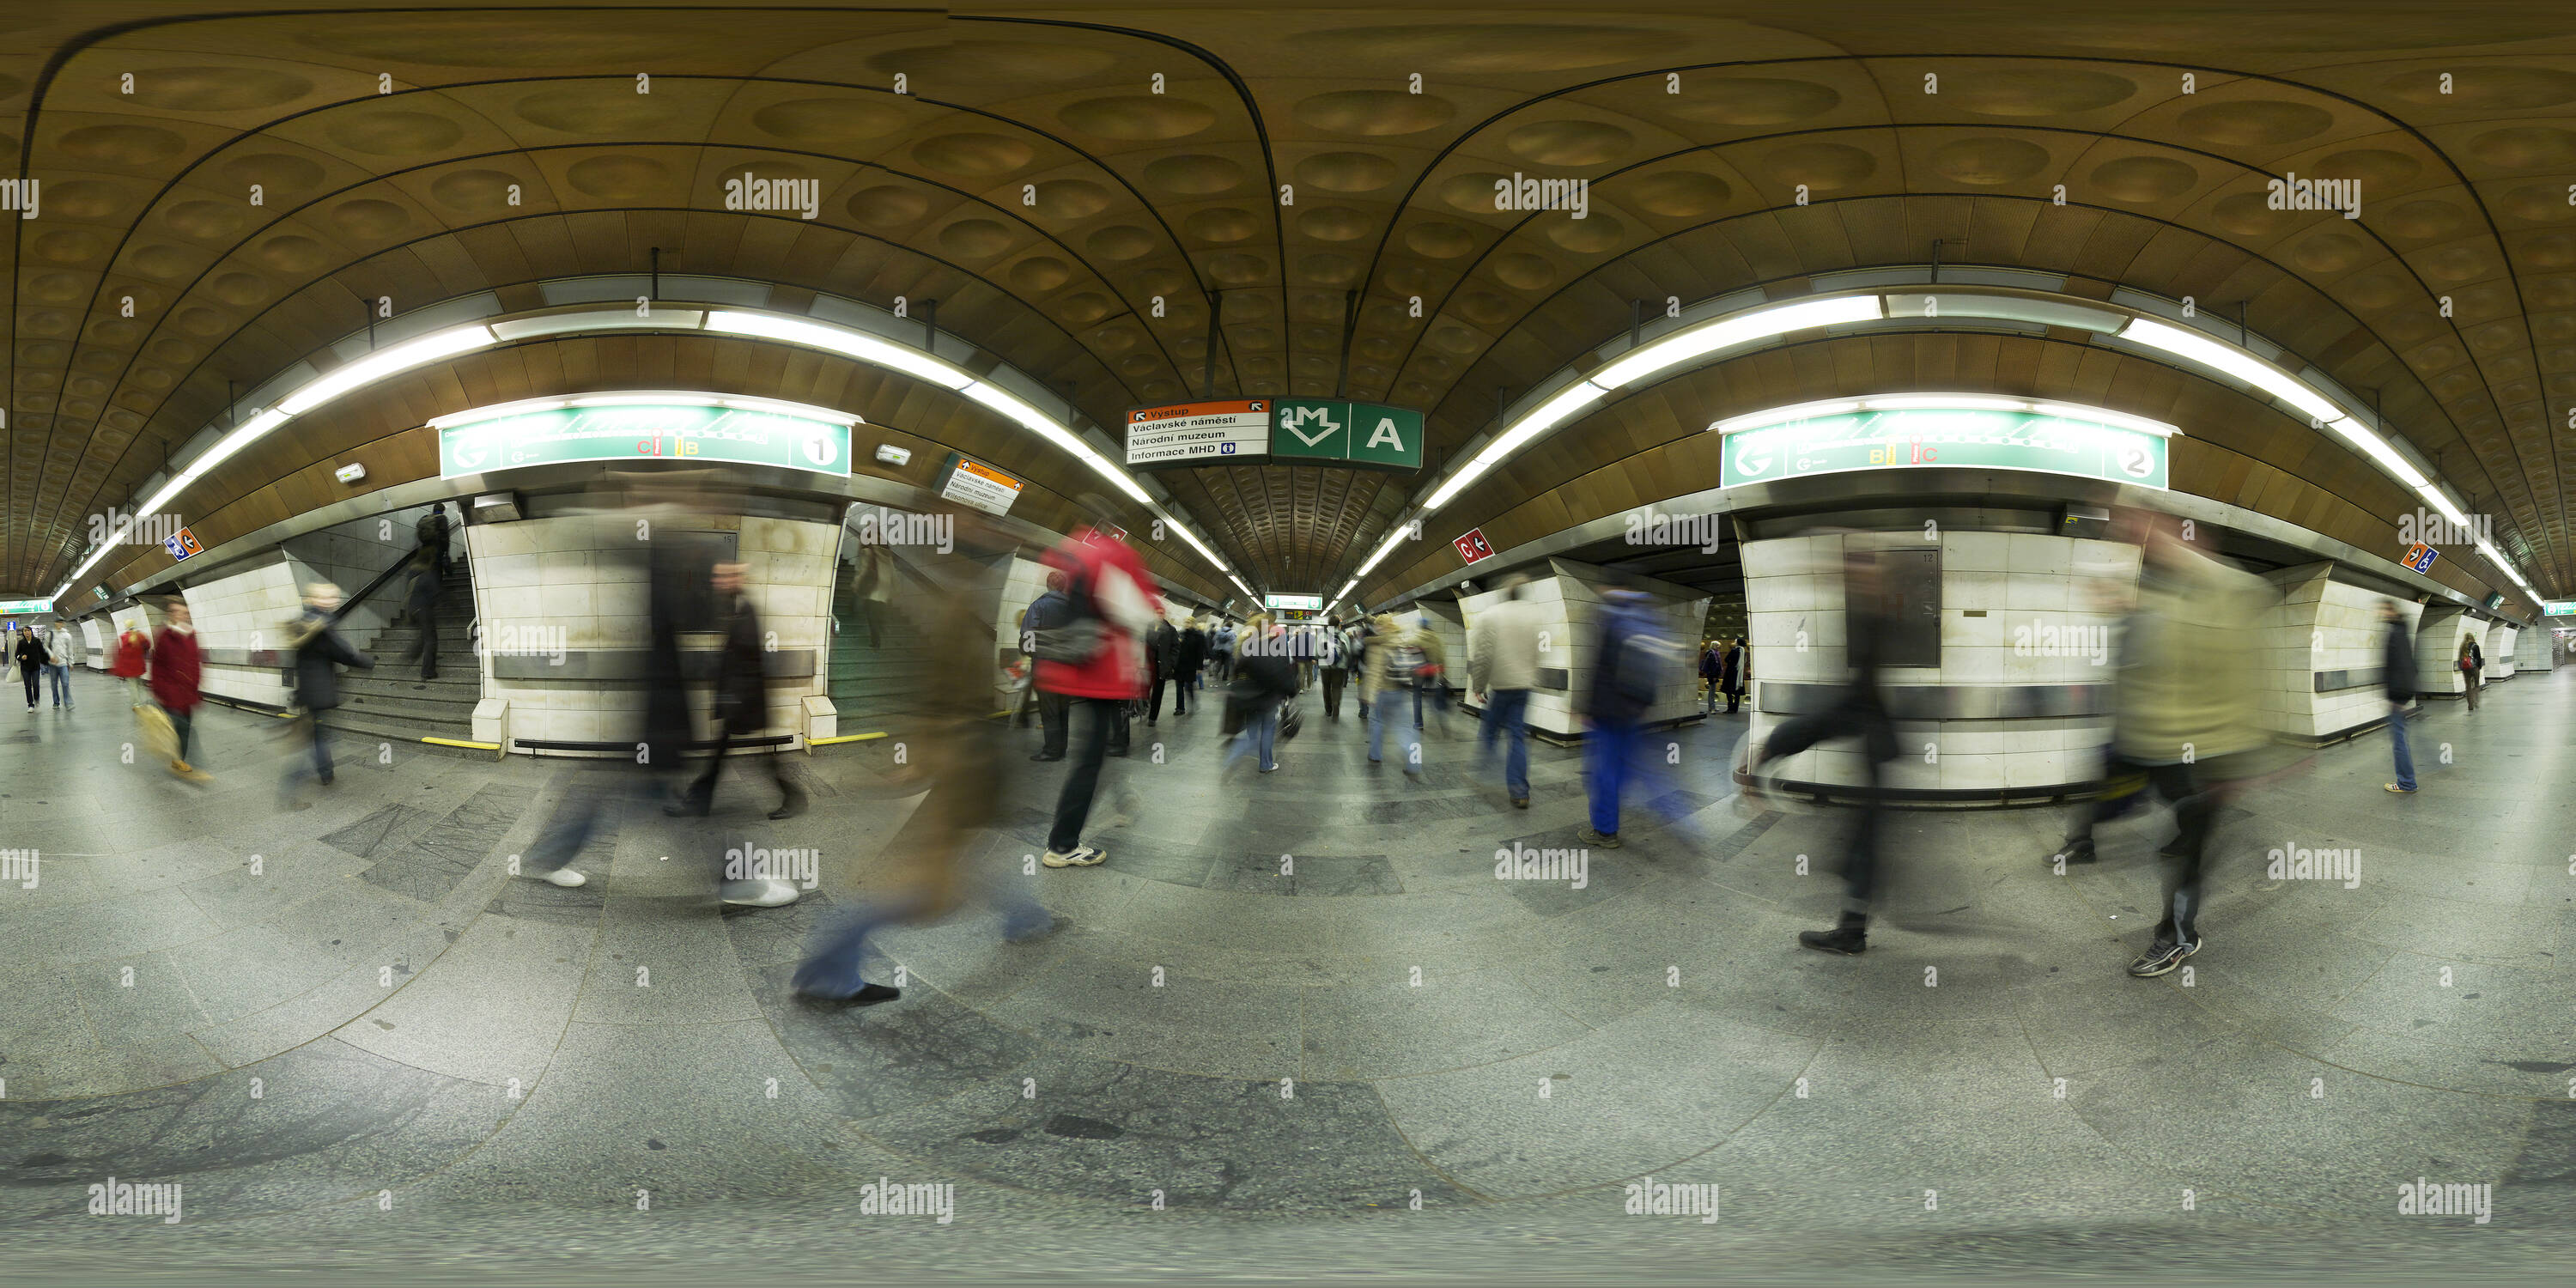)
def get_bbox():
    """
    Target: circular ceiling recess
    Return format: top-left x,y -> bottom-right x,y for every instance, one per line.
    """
1296,151 -> 1400,192
911,133 -> 1037,178
1142,154 -> 1248,196
1059,95 -> 1218,141
1764,142 -> 1877,191
1292,90 -> 1456,137
1504,119 -> 1635,167
1929,137 -> 2052,185
563,154 -> 672,199
2176,100 -> 2335,146
2088,155 -> 2199,203
324,109 -> 466,155
1285,24 -> 1673,73
1946,69 -> 2138,117
1663,78 -> 1842,125
751,97 -> 914,146
1625,170 -> 1735,217
428,168 -> 529,212
125,65 -> 313,111
515,87 -> 684,135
